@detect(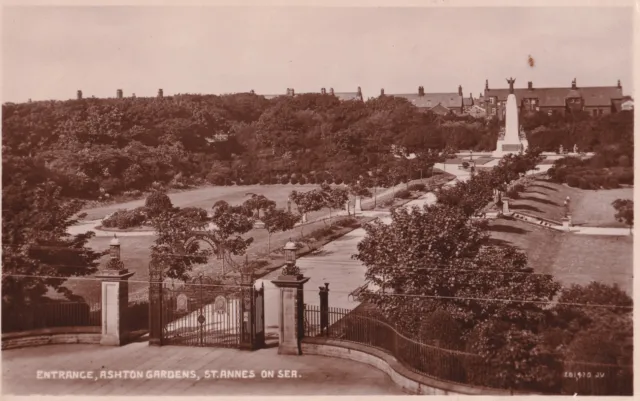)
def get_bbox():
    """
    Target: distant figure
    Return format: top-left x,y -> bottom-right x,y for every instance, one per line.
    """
506,77 -> 516,94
